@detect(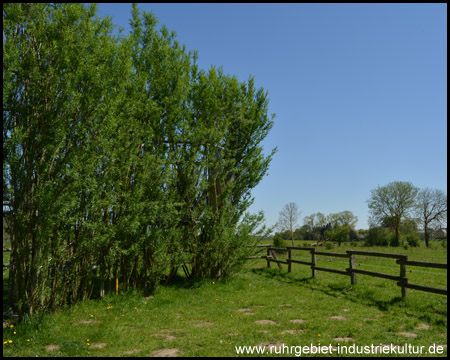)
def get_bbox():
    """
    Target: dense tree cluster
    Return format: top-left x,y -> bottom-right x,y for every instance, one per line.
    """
3,4 -> 275,315
274,210 -> 359,246
273,182 -> 446,248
